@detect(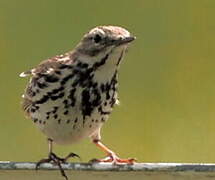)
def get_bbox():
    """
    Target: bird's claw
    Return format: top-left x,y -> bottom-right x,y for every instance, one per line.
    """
63,152 -> 81,163
89,153 -> 136,164
36,152 -> 80,180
